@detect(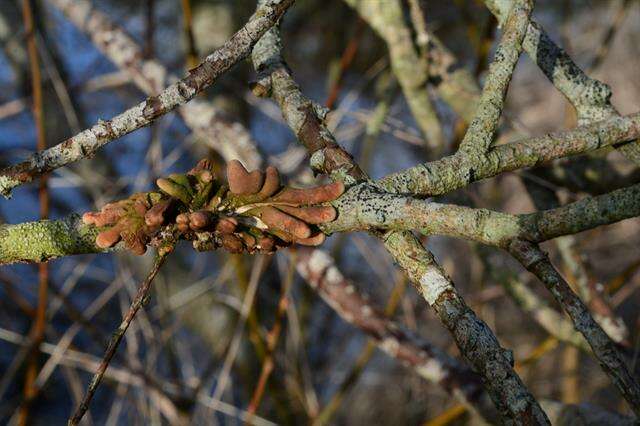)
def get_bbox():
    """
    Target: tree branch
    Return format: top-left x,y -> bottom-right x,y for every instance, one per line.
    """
457,0 -> 532,154
0,0 -> 294,197
295,248 -> 500,424
325,182 -> 640,246
509,240 -> 640,416
46,0 -> 262,169
483,0 -> 640,164
378,111 -> 640,196
68,247 -> 172,425
0,214 -> 103,265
